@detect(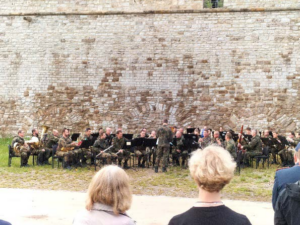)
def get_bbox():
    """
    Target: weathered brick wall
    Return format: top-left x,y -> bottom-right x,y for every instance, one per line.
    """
1,2 -> 300,136
225,0 -> 300,8
0,0 -> 203,14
